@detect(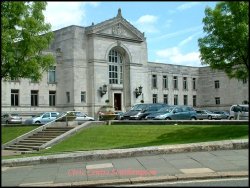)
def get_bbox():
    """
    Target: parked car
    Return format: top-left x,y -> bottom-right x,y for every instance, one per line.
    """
229,104 -> 249,120
145,105 -> 197,120
196,110 -> 221,120
1,113 -> 22,124
114,111 -> 124,120
24,112 -> 59,124
137,104 -> 169,120
212,111 -> 230,119
122,103 -> 167,120
57,111 -> 94,124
